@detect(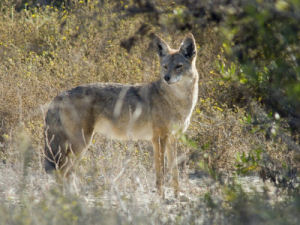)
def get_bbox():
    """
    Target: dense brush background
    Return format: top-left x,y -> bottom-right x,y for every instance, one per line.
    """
0,0 -> 299,224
